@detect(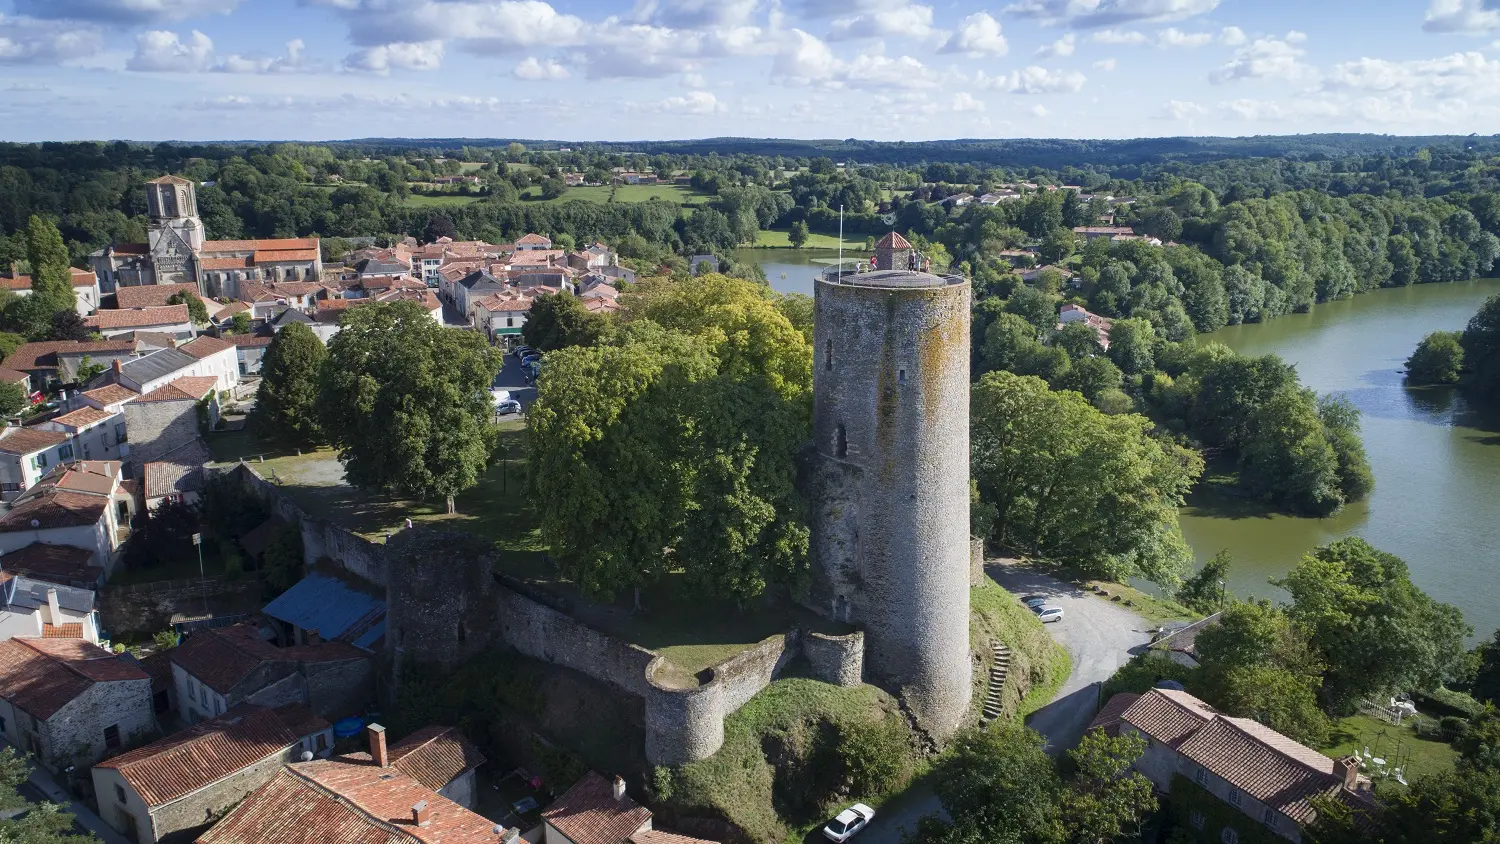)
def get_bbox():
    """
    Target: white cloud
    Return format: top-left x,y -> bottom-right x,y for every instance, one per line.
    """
1035,33 -> 1076,57
13,0 -> 240,24
1325,51 -> 1500,99
1156,27 -> 1213,48
1156,98 -> 1205,119
1219,25 -> 1247,45
513,56 -> 569,79
1002,0 -> 1219,28
1424,0 -> 1500,33
1211,31 -> 1312,84
979,65 -> 1087,94
632,0 -> 759,28
829,4 -> 934,40
1029,103 -> 1048,117
771,30 -> 938,89
0,14 -> 103,65
1221,97 -> 1343,121
656,90 -> 725,114
1093,57 -> 1117,71
216,39 -> 307,74
127,29 -> 213,72
841,50 -> 937,88
344,40 -> 444,74
684,72 -> 707,87
772,28 -> 842,83
940,11 -> 1008,55
951,91 -> 986,112
314,0 -> 587,53
1090,29 -> 1148,44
